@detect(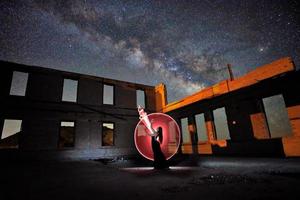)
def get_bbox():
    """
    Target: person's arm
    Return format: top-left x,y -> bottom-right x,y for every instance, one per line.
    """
137,105 -> 158,137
